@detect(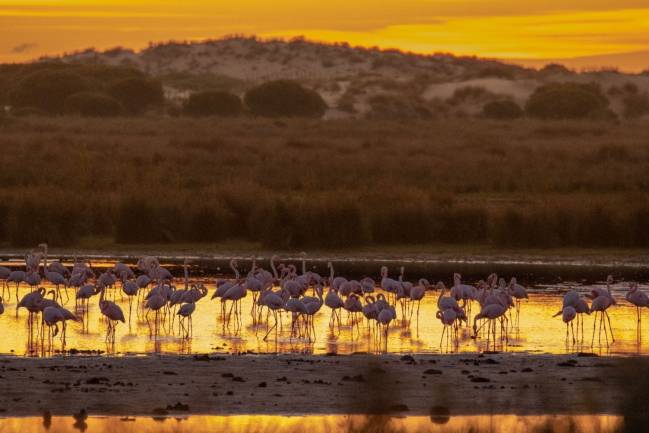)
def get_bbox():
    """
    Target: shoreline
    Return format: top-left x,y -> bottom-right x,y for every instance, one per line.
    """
0,353 -> 644,417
